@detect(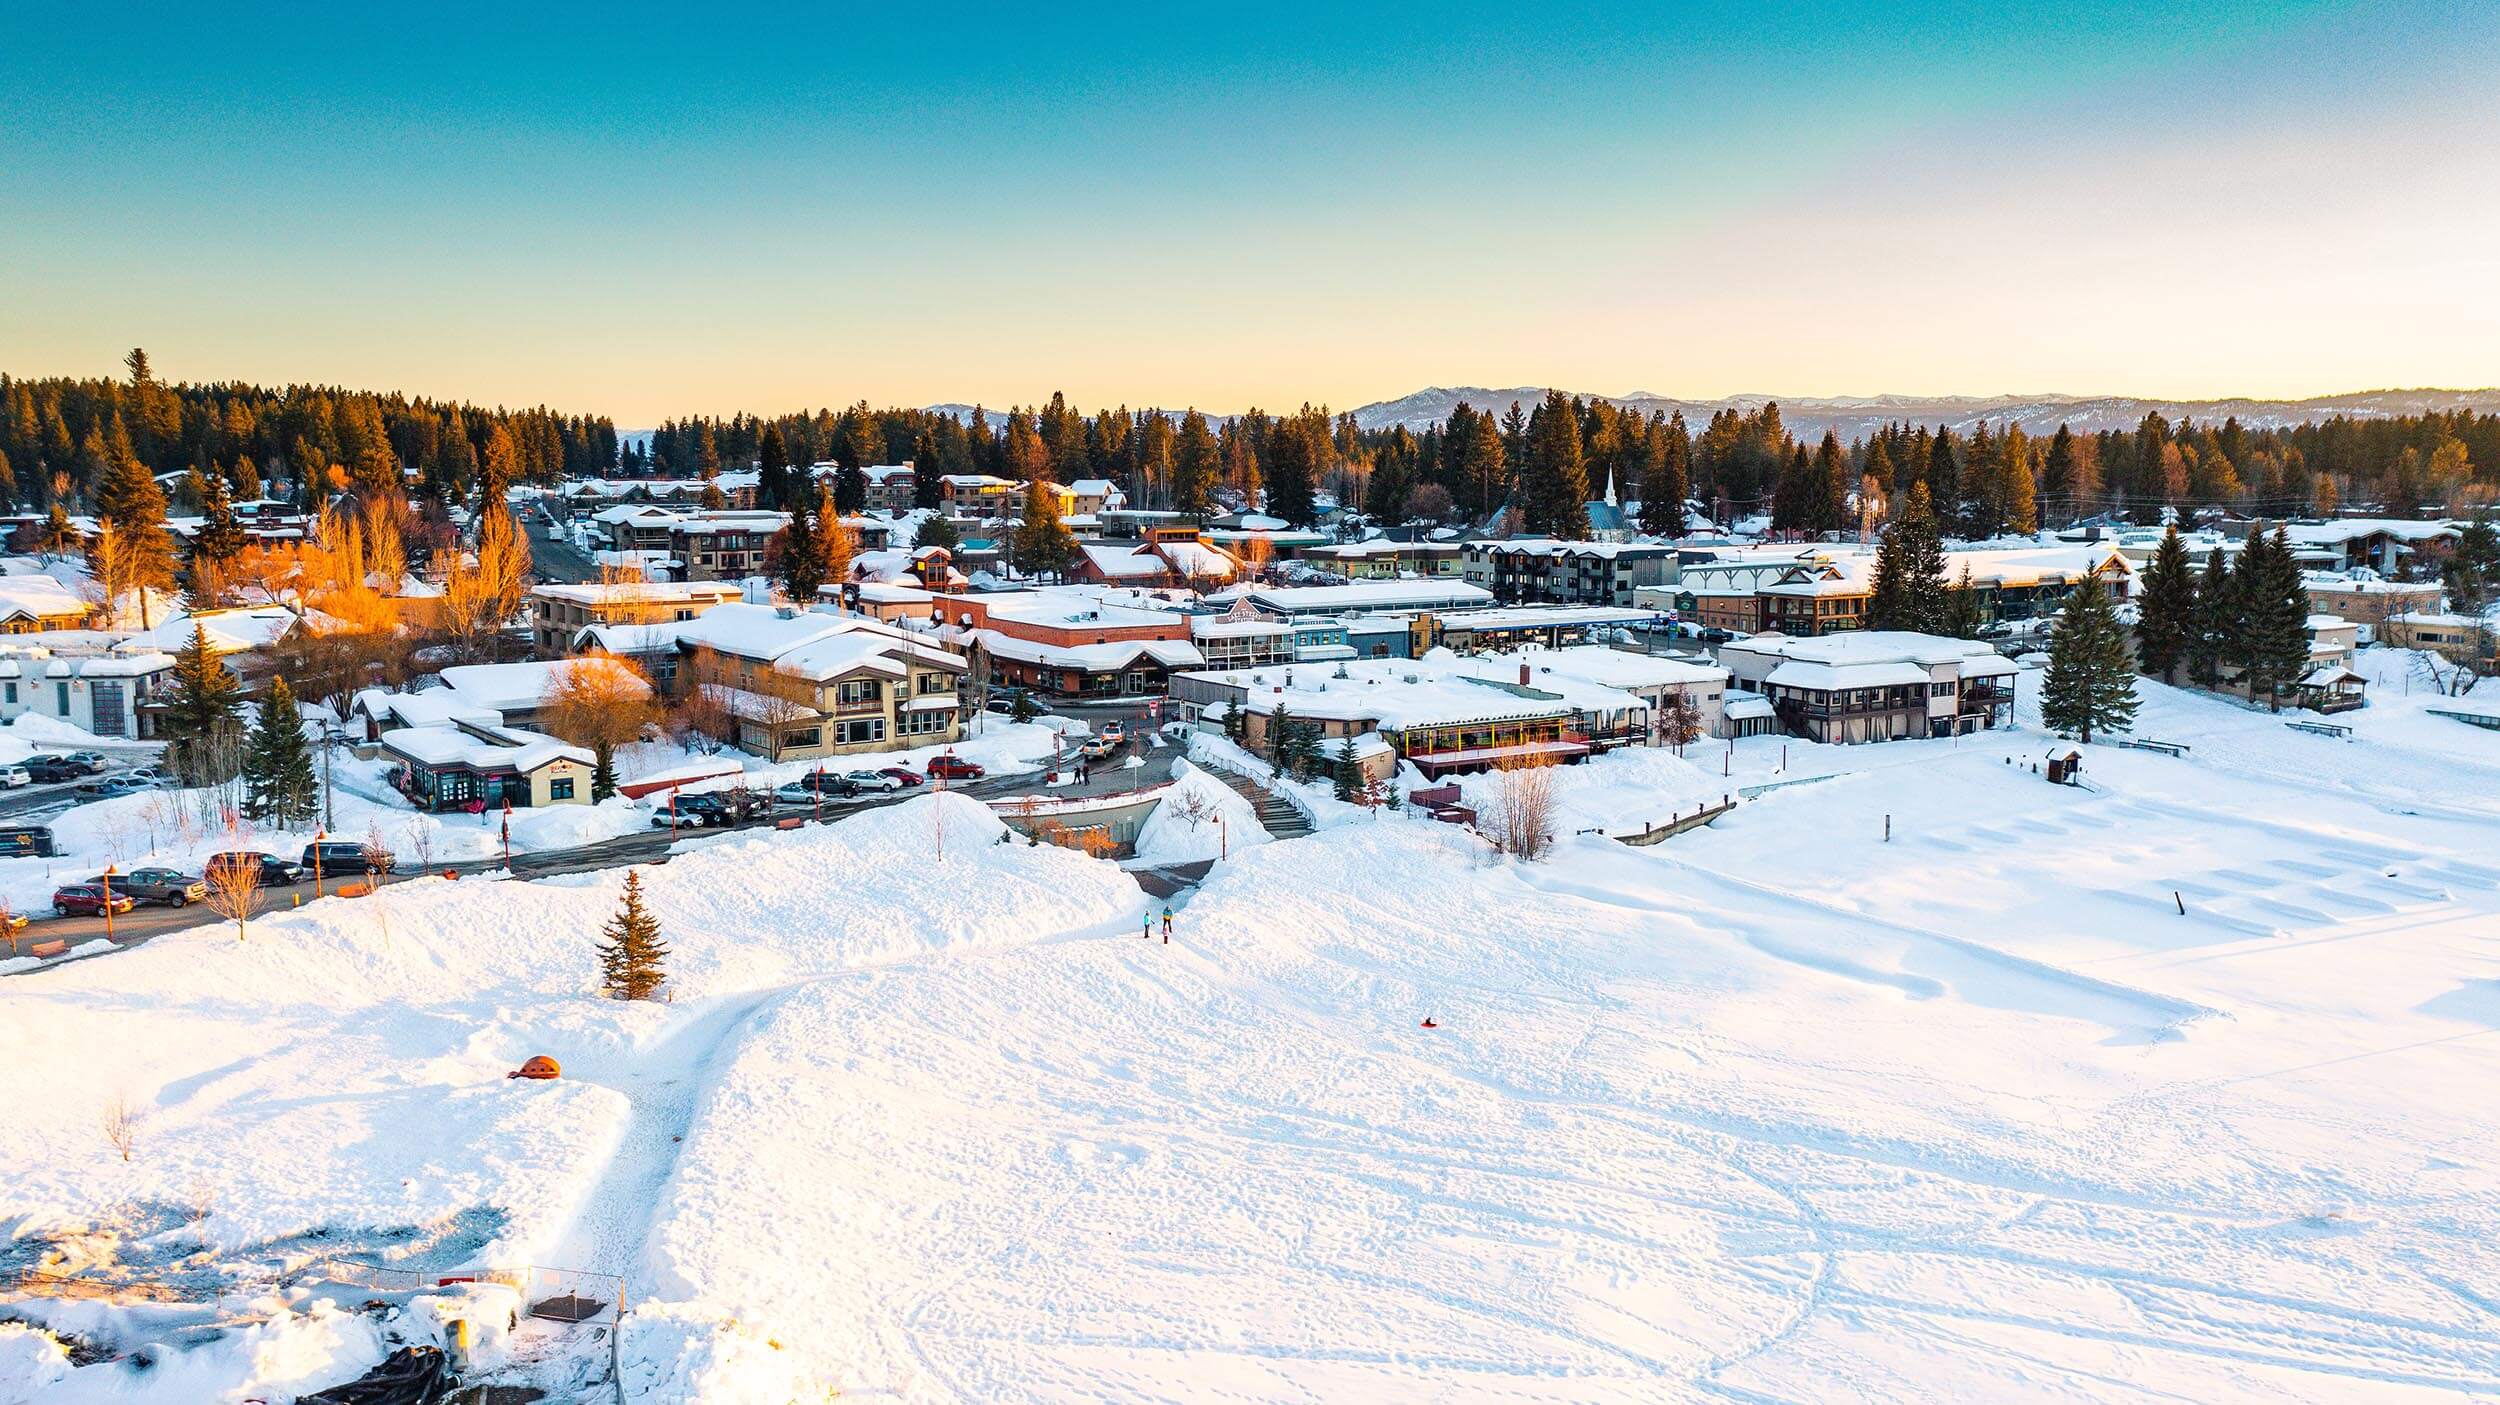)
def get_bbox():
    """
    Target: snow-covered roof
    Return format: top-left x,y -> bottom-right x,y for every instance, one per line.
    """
971,630 -> 1204,672
1080,543 -> 1169,579
1765,659 -> 1935,690
1724,629 -> 1998,668
673,603 -> 964,681
379,723 -> 591,773
1188,655 -> 1645,731
2283,519 -> 2462,546
0,574 -> 90,623
1496,645 -> 1727,690
354,687 -> 503,730
530,580 -> 744,606
441,659 -> 651,715
1436,605 -> 1656,631
1723,691 -> 1776,721
1232,581 -> 1497,615
115,606 -> 300,656
1066,478 -> 1118,497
